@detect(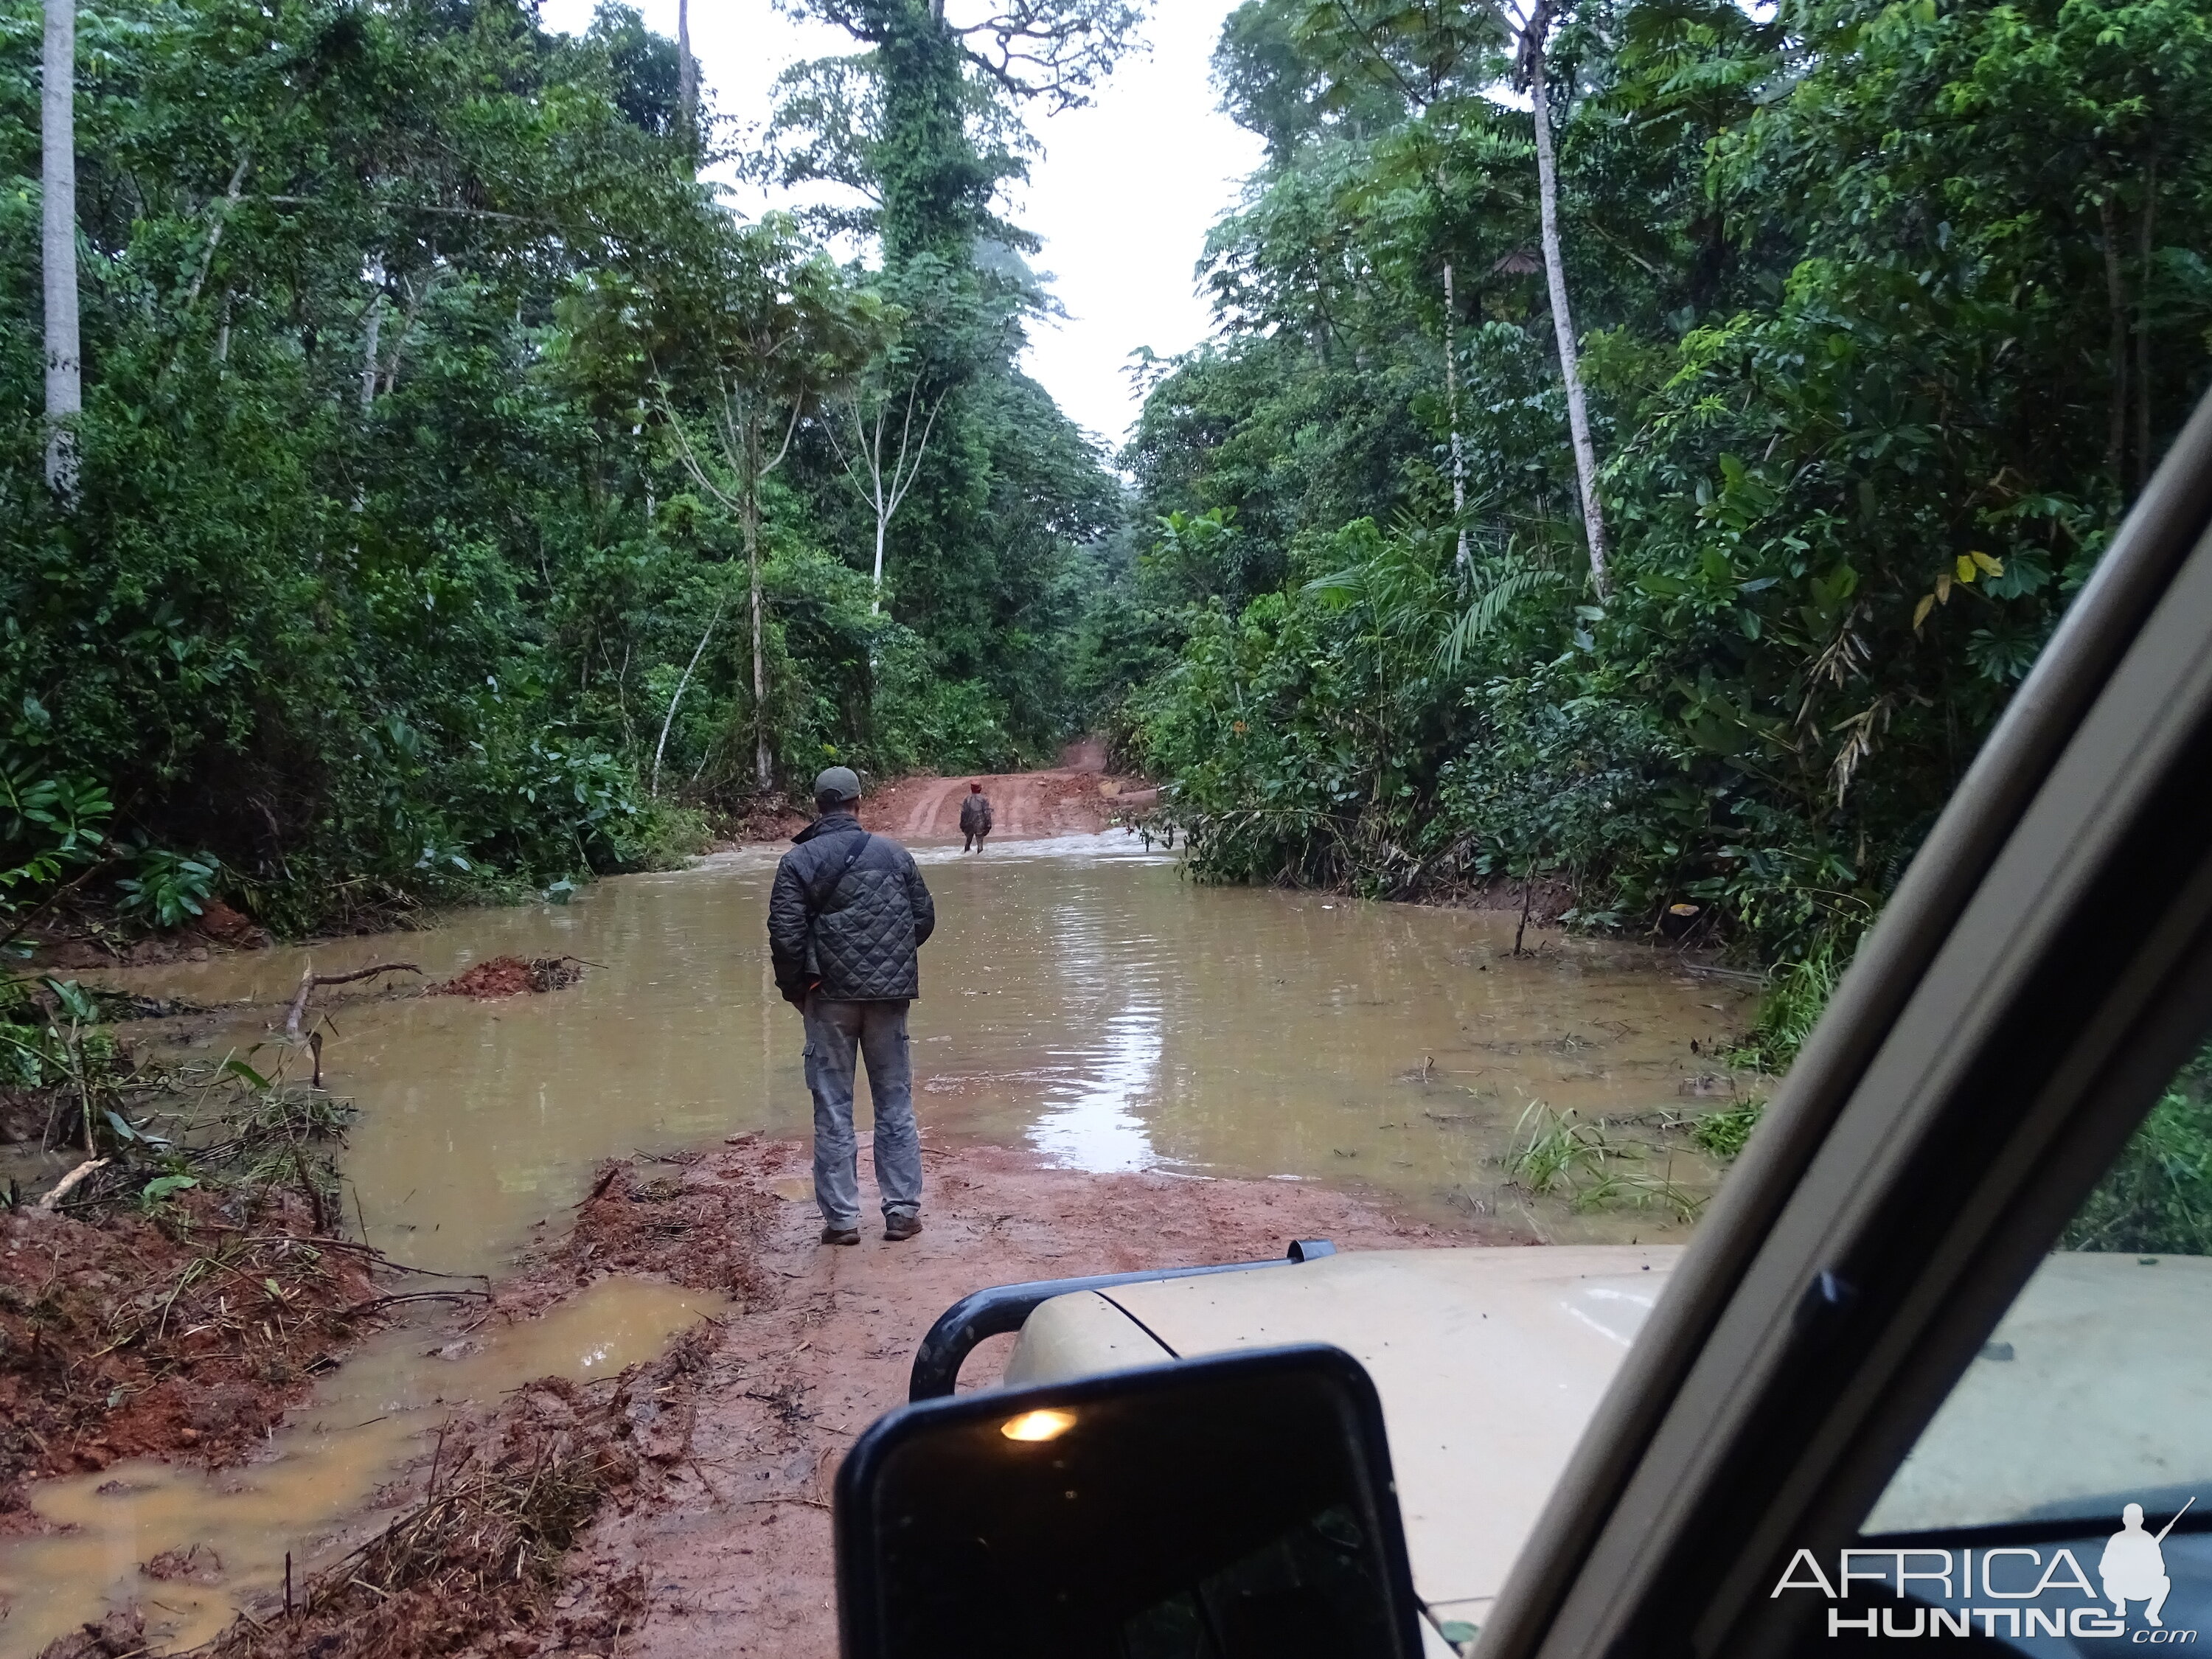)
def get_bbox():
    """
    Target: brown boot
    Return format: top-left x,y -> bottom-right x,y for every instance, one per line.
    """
883,1213 -> 922,1242
820,1225 -> 860,1246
